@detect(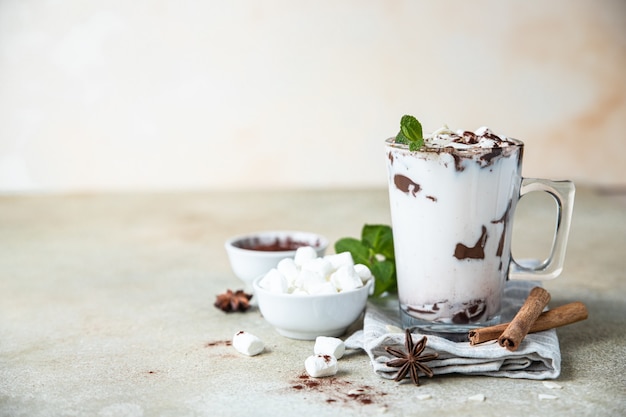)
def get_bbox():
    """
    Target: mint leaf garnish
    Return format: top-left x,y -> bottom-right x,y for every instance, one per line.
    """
335,224 -> 397,297
396,115 -> 424,151
362,224 -> 394,260
369,260 -> 395,296
334,237 -> 370,265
